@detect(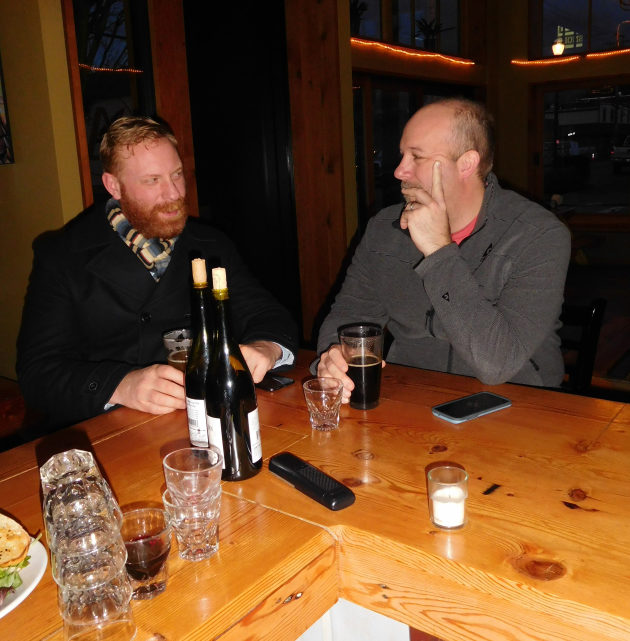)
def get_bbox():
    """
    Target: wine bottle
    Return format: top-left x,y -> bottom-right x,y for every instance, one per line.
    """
185,258 -> 212,447
205,267 -> 262,481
